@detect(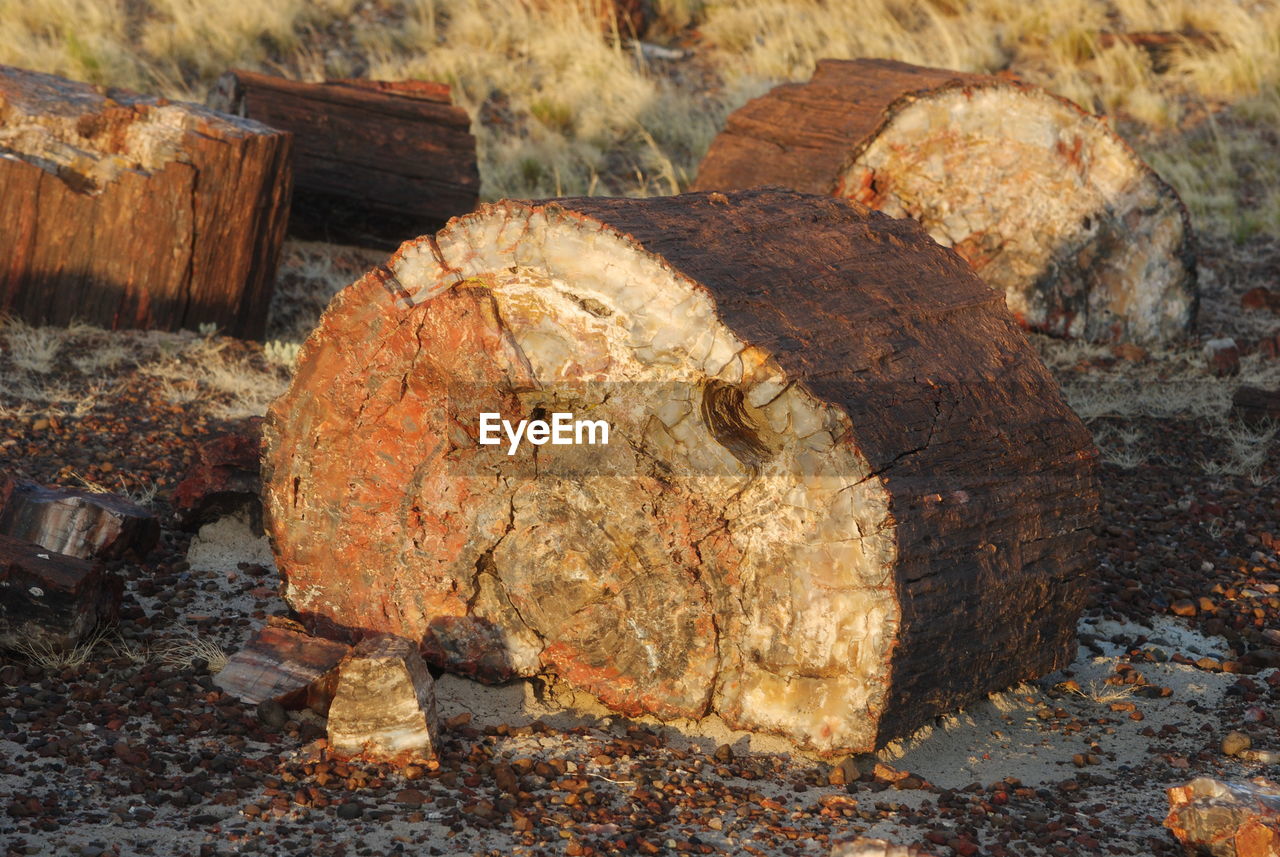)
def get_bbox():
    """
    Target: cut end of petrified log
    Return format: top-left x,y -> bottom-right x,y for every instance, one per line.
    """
695,58 -> 1197,344
265,188 -> 1097,755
